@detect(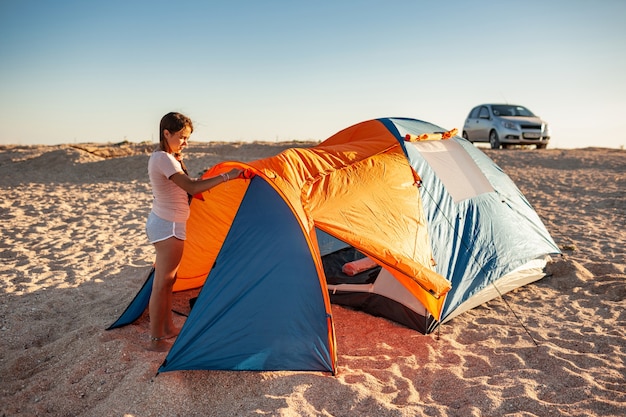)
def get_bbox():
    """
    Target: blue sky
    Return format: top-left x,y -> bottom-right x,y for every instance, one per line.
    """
1,0 -> 625,148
